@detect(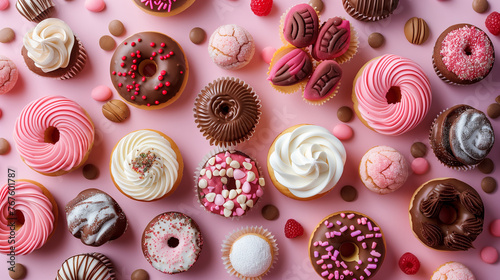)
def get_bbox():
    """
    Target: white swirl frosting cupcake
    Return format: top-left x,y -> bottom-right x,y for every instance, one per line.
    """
110,129 -> 184,201
267,124 -> 346,200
